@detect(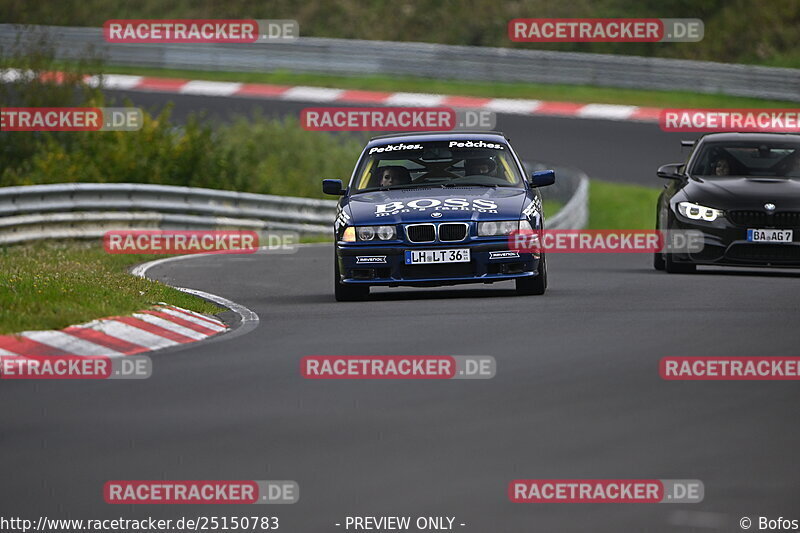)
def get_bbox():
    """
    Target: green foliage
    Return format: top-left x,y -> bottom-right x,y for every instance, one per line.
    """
0,37 -> 363,196
0,241 -> 221,334
588,180 -> 660,230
